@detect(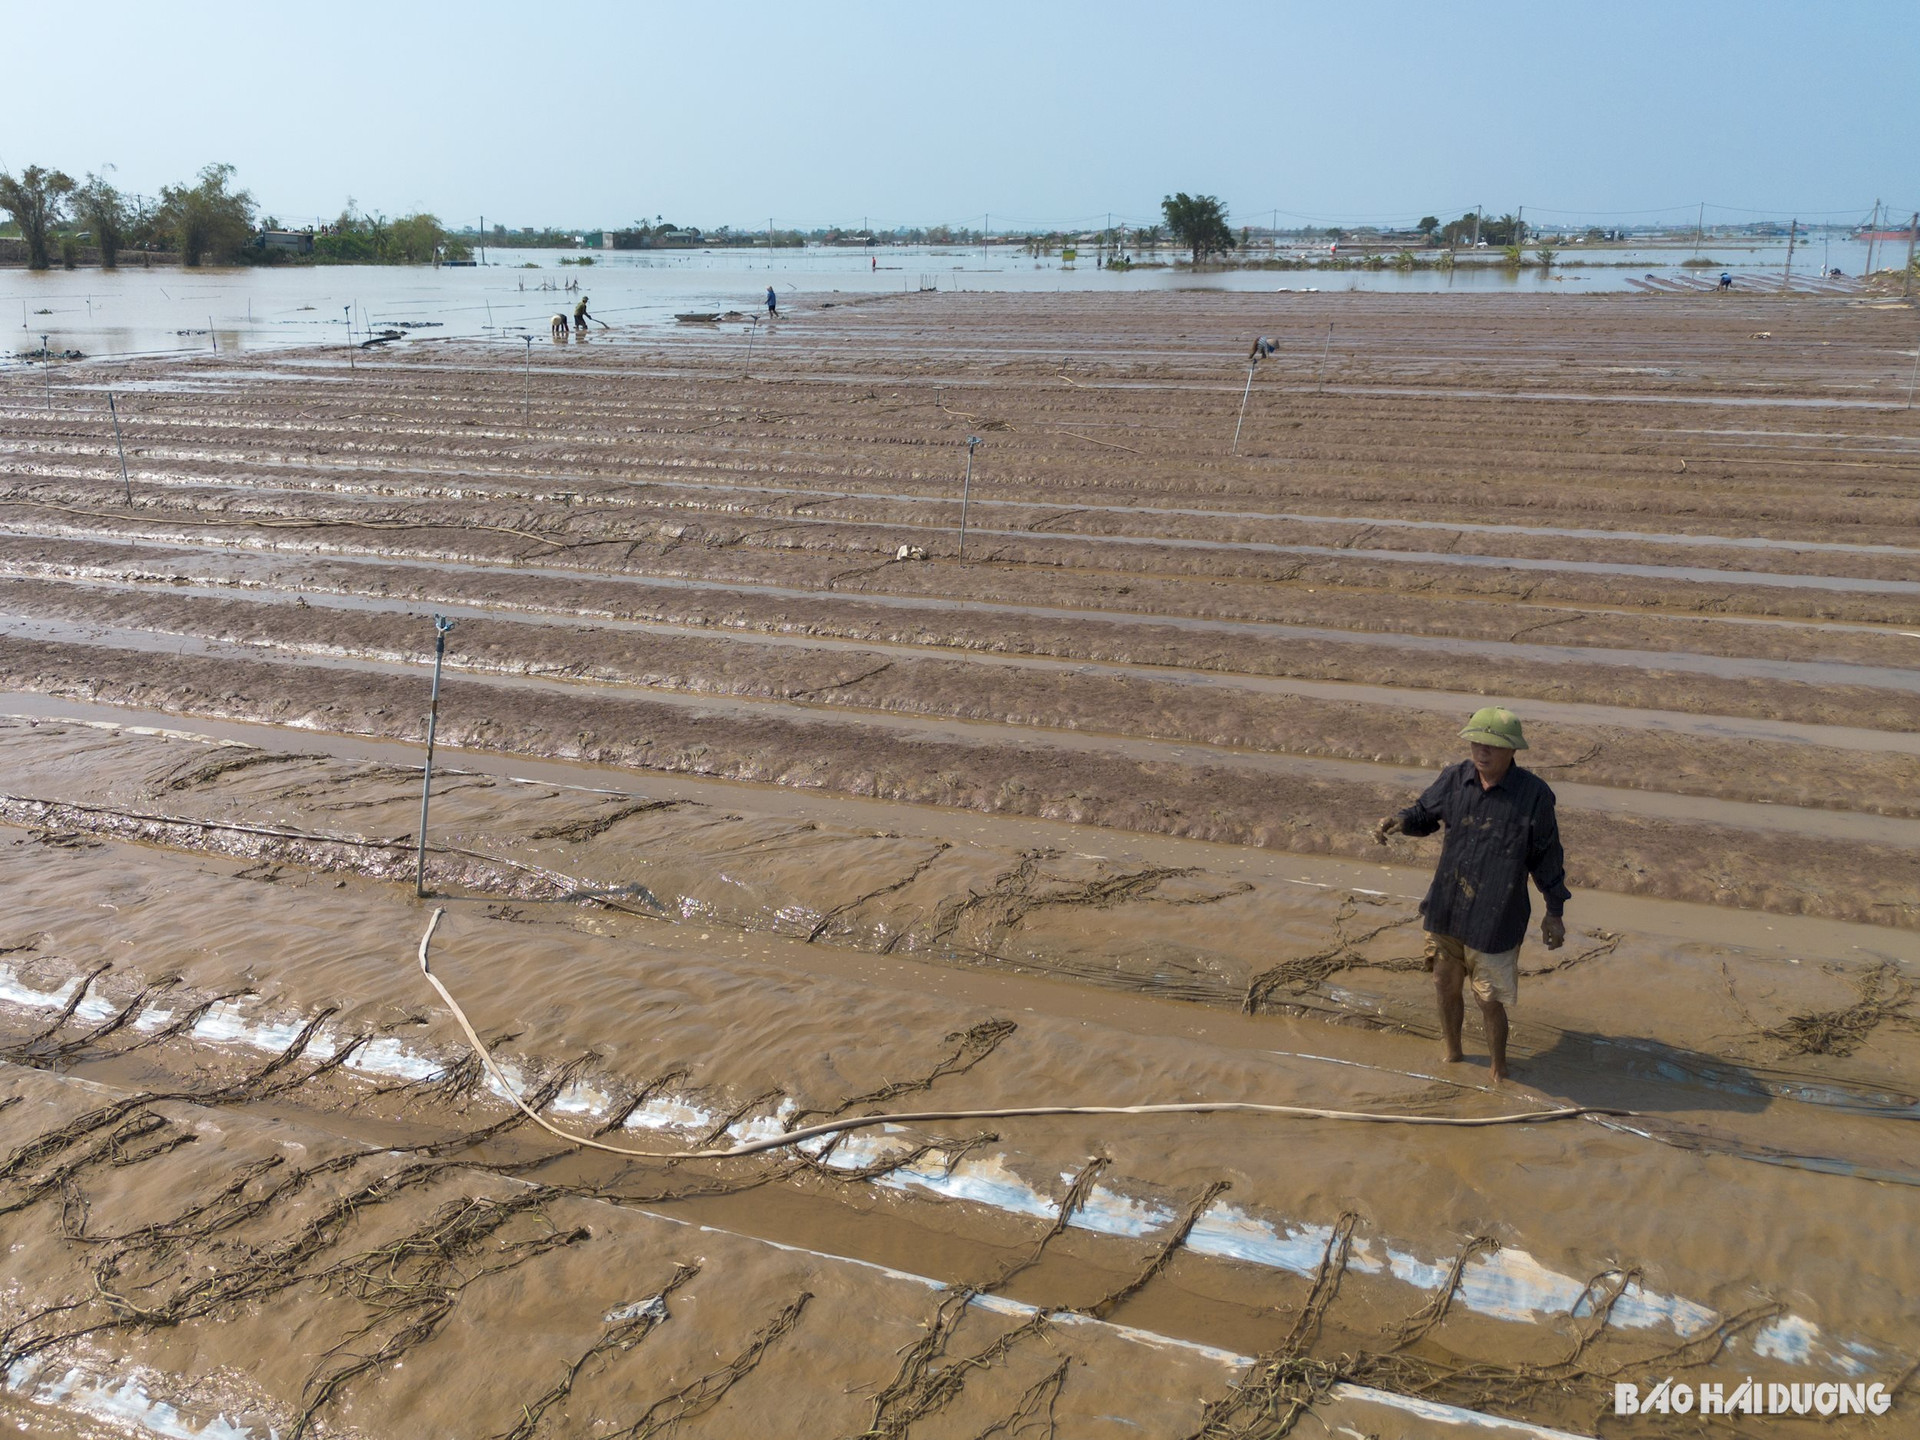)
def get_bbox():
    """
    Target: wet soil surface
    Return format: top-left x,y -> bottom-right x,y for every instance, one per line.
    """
0,291 -> 1917,1436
